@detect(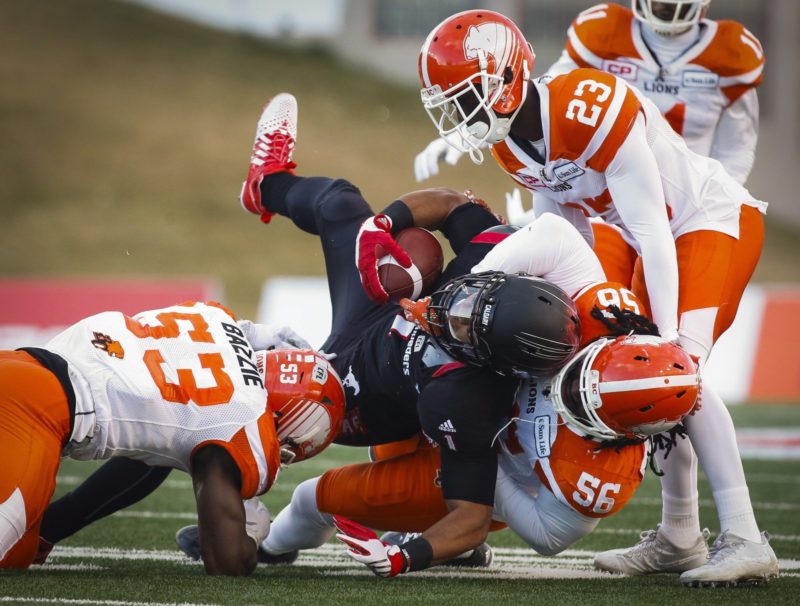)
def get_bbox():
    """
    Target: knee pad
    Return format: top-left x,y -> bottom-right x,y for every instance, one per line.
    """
317,179 -> 372,223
